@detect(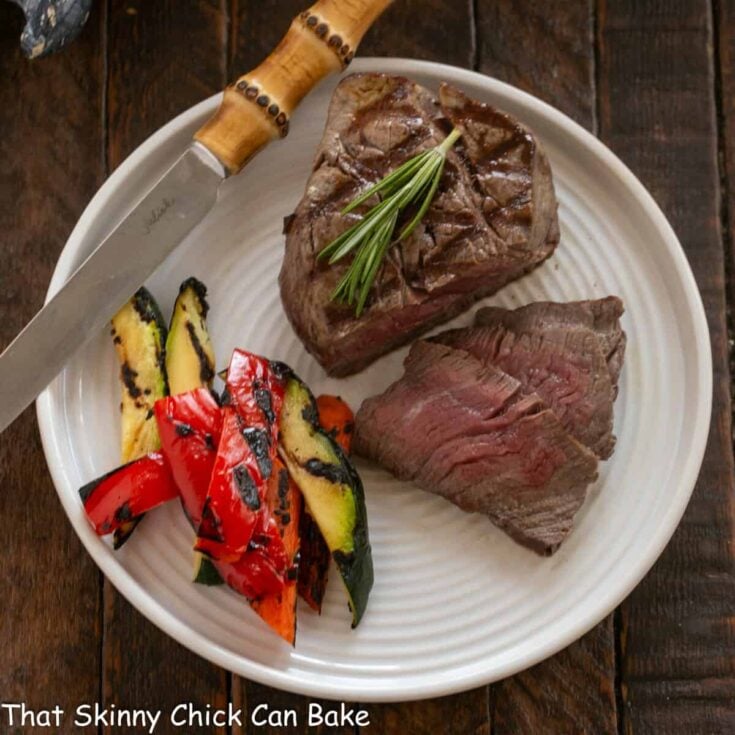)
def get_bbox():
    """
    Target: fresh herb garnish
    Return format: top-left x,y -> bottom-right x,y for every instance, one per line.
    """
318,127 -> 462,316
